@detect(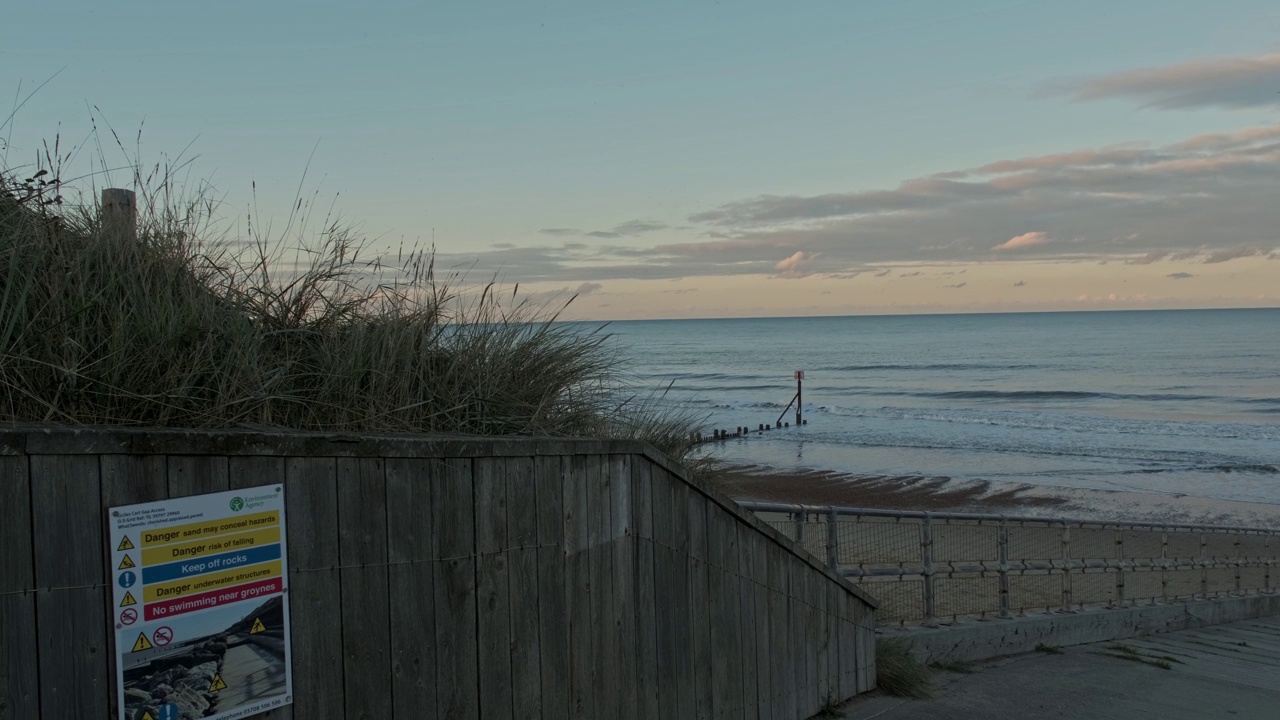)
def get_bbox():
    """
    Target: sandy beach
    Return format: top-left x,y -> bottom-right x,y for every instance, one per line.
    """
711,464 -> 1280,528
